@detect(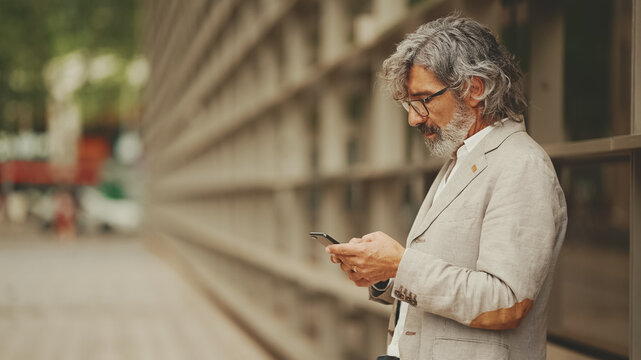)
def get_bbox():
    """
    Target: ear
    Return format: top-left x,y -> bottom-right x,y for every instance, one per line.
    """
464,76 -> 485,109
